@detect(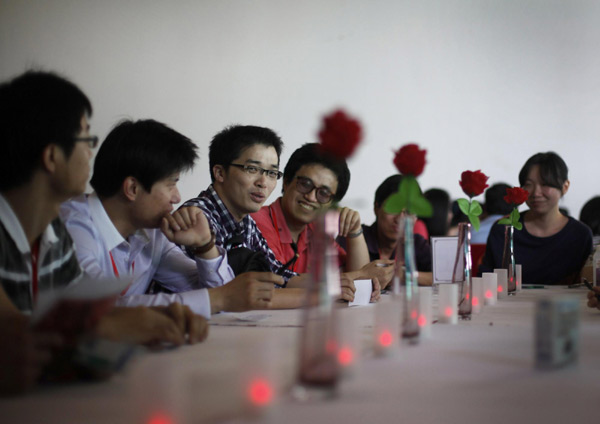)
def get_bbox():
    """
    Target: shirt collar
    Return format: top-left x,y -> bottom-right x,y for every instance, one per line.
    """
207,185 -> 249,234
0,193 -> 58,254
87,193 -> 150,251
